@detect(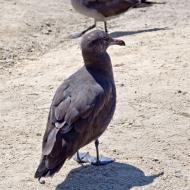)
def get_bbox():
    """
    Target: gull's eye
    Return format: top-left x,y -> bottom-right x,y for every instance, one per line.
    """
102,36 -> 109,41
